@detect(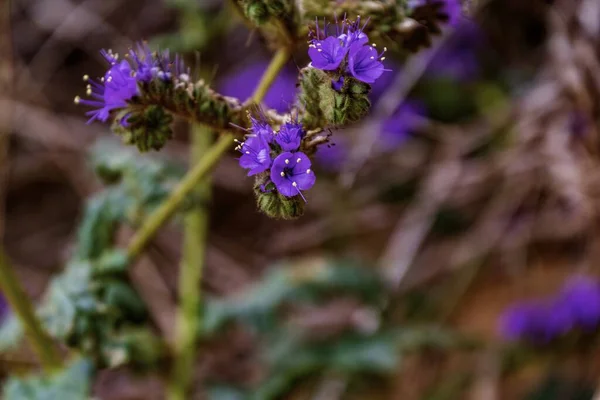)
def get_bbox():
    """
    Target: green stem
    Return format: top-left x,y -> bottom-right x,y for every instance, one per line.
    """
167,125 -> 212,400
0,250 -> 63,371
126,47 -> 290,260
